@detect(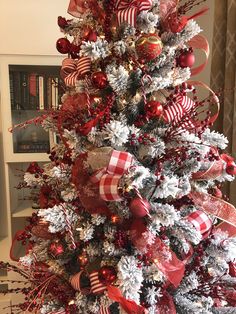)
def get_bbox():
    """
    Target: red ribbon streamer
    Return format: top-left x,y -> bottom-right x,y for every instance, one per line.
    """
107,286 -> 147,314
188,35 -> 210,76
130,219 -> 185,288
189,191 -> 236,230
